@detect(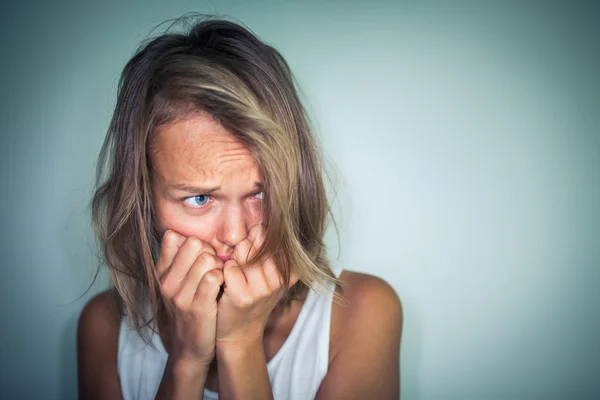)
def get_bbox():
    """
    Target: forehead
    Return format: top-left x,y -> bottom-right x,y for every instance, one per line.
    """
150,114 -> 260,183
